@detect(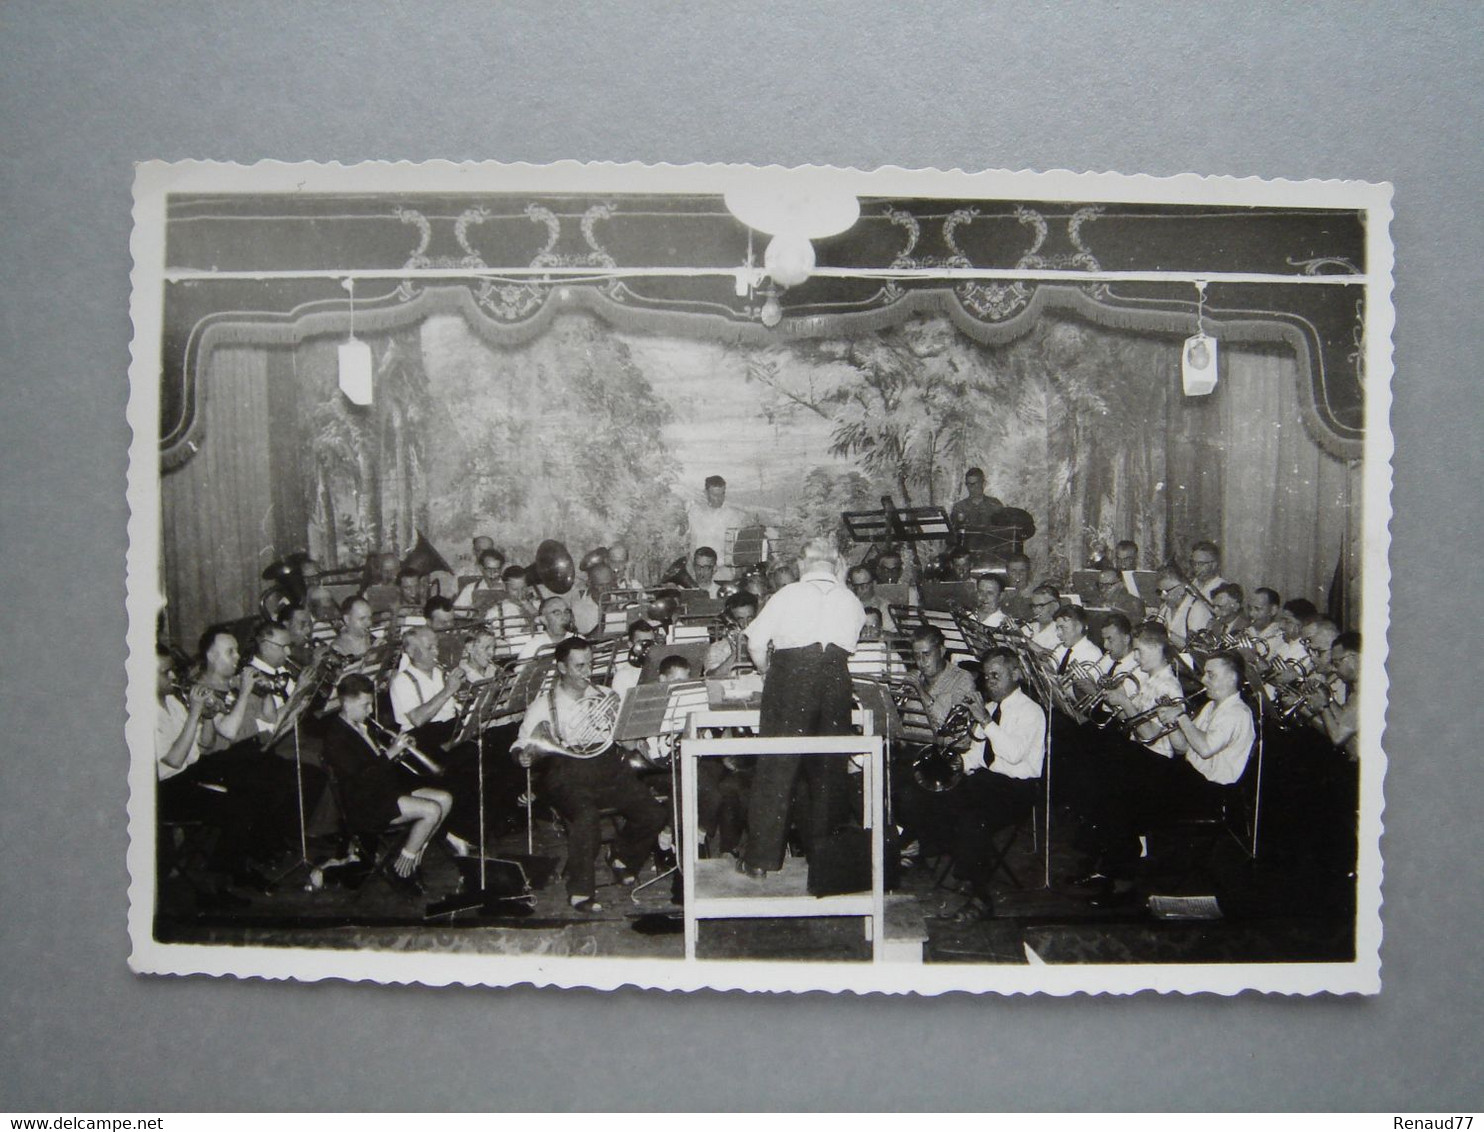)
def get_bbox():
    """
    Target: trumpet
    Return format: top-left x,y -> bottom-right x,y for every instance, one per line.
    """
1187,627 -> 1244,653
365,716 -> 445,776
